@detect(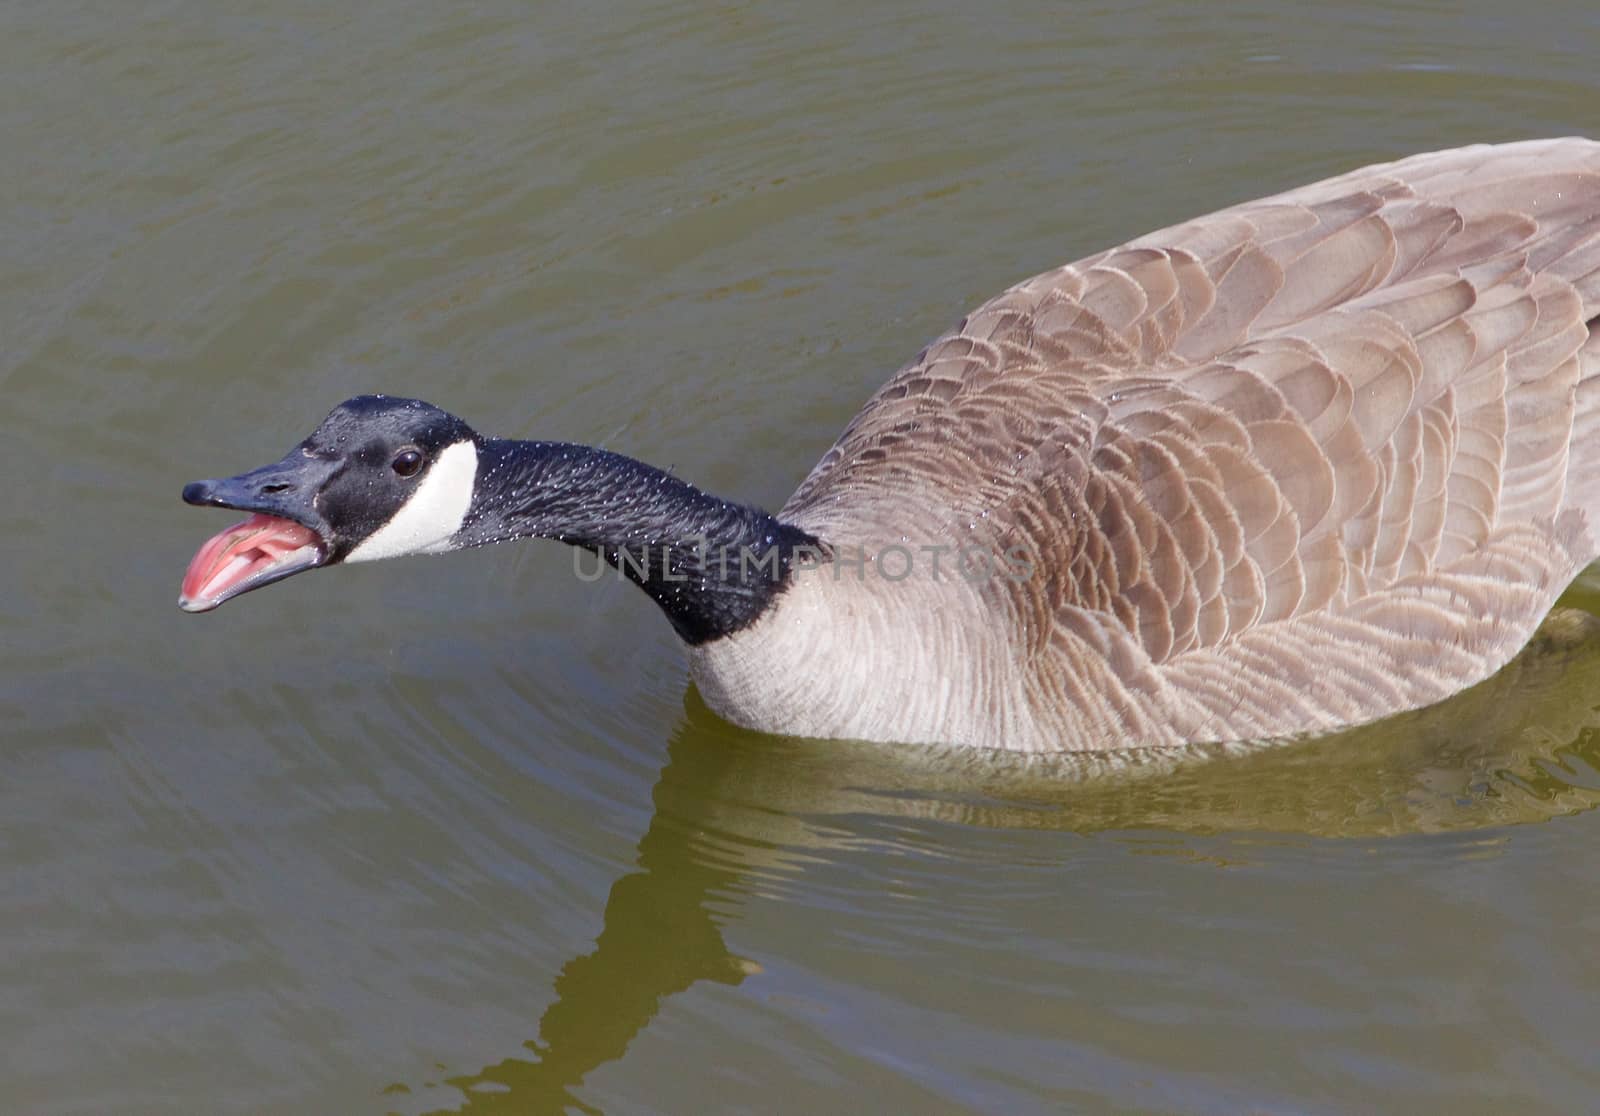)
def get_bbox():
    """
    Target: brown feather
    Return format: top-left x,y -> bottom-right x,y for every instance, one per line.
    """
695,140 -> 1600,751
